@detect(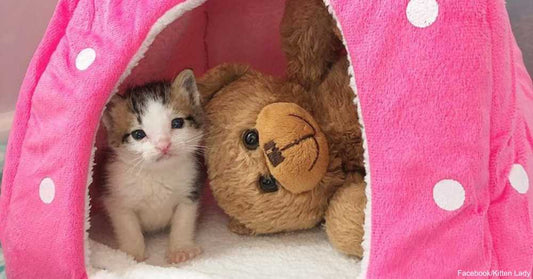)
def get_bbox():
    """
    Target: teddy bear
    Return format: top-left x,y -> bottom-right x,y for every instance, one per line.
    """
198,0 -> 366,257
